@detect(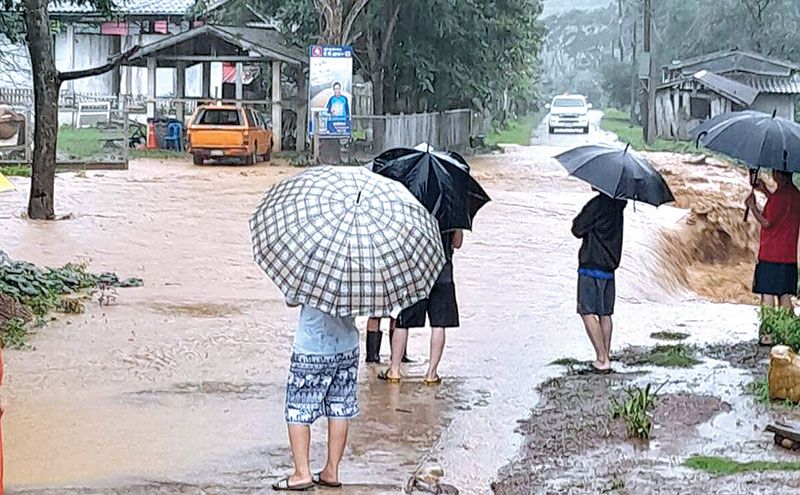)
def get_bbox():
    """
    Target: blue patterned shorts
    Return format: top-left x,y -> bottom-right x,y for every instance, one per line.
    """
285,348 -> 359,425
